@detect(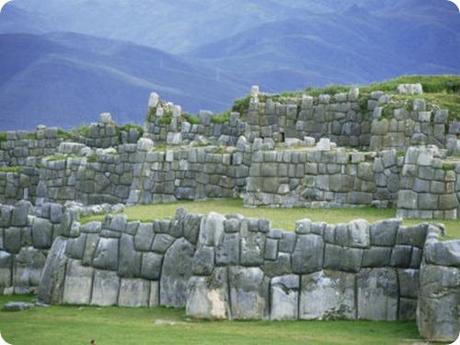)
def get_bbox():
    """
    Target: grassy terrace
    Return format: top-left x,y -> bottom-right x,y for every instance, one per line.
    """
0,295 -> 424,345
81,199 -> 460,240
